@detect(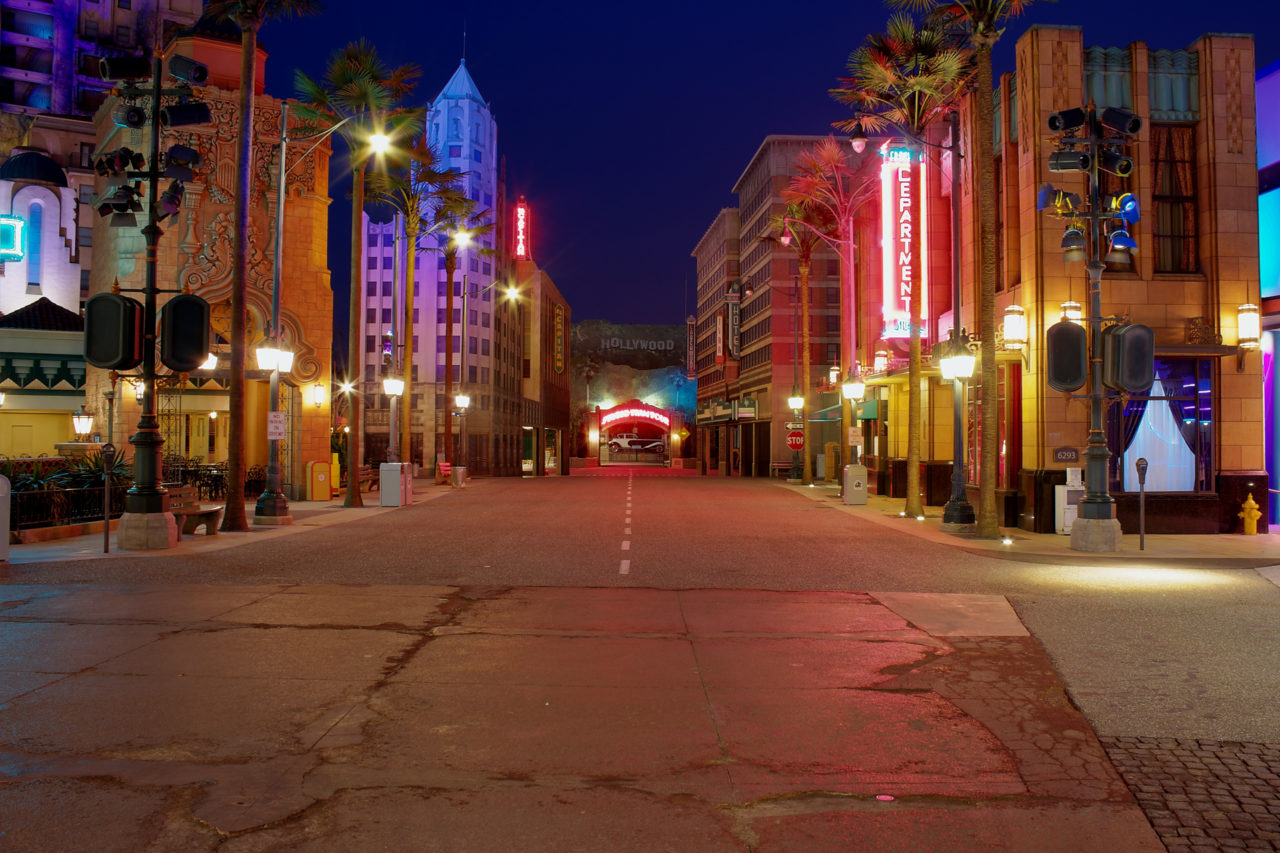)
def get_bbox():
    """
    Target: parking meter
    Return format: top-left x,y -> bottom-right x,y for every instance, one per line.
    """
102,443 -> 116,554
1136,457 -> 1148,550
